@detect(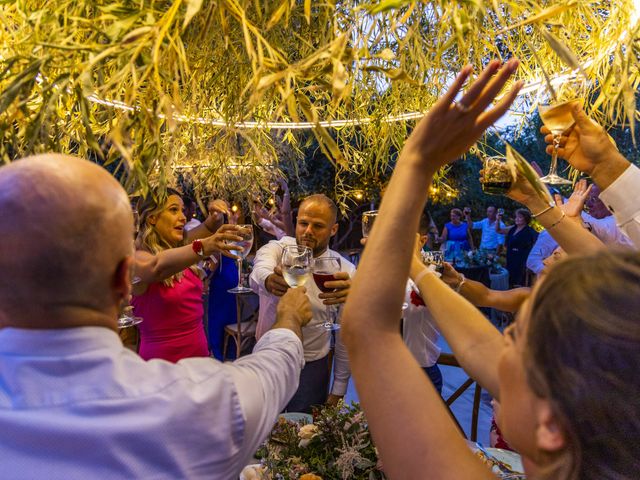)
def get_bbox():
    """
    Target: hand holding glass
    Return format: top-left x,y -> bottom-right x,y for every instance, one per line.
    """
538,77 -> 587,184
